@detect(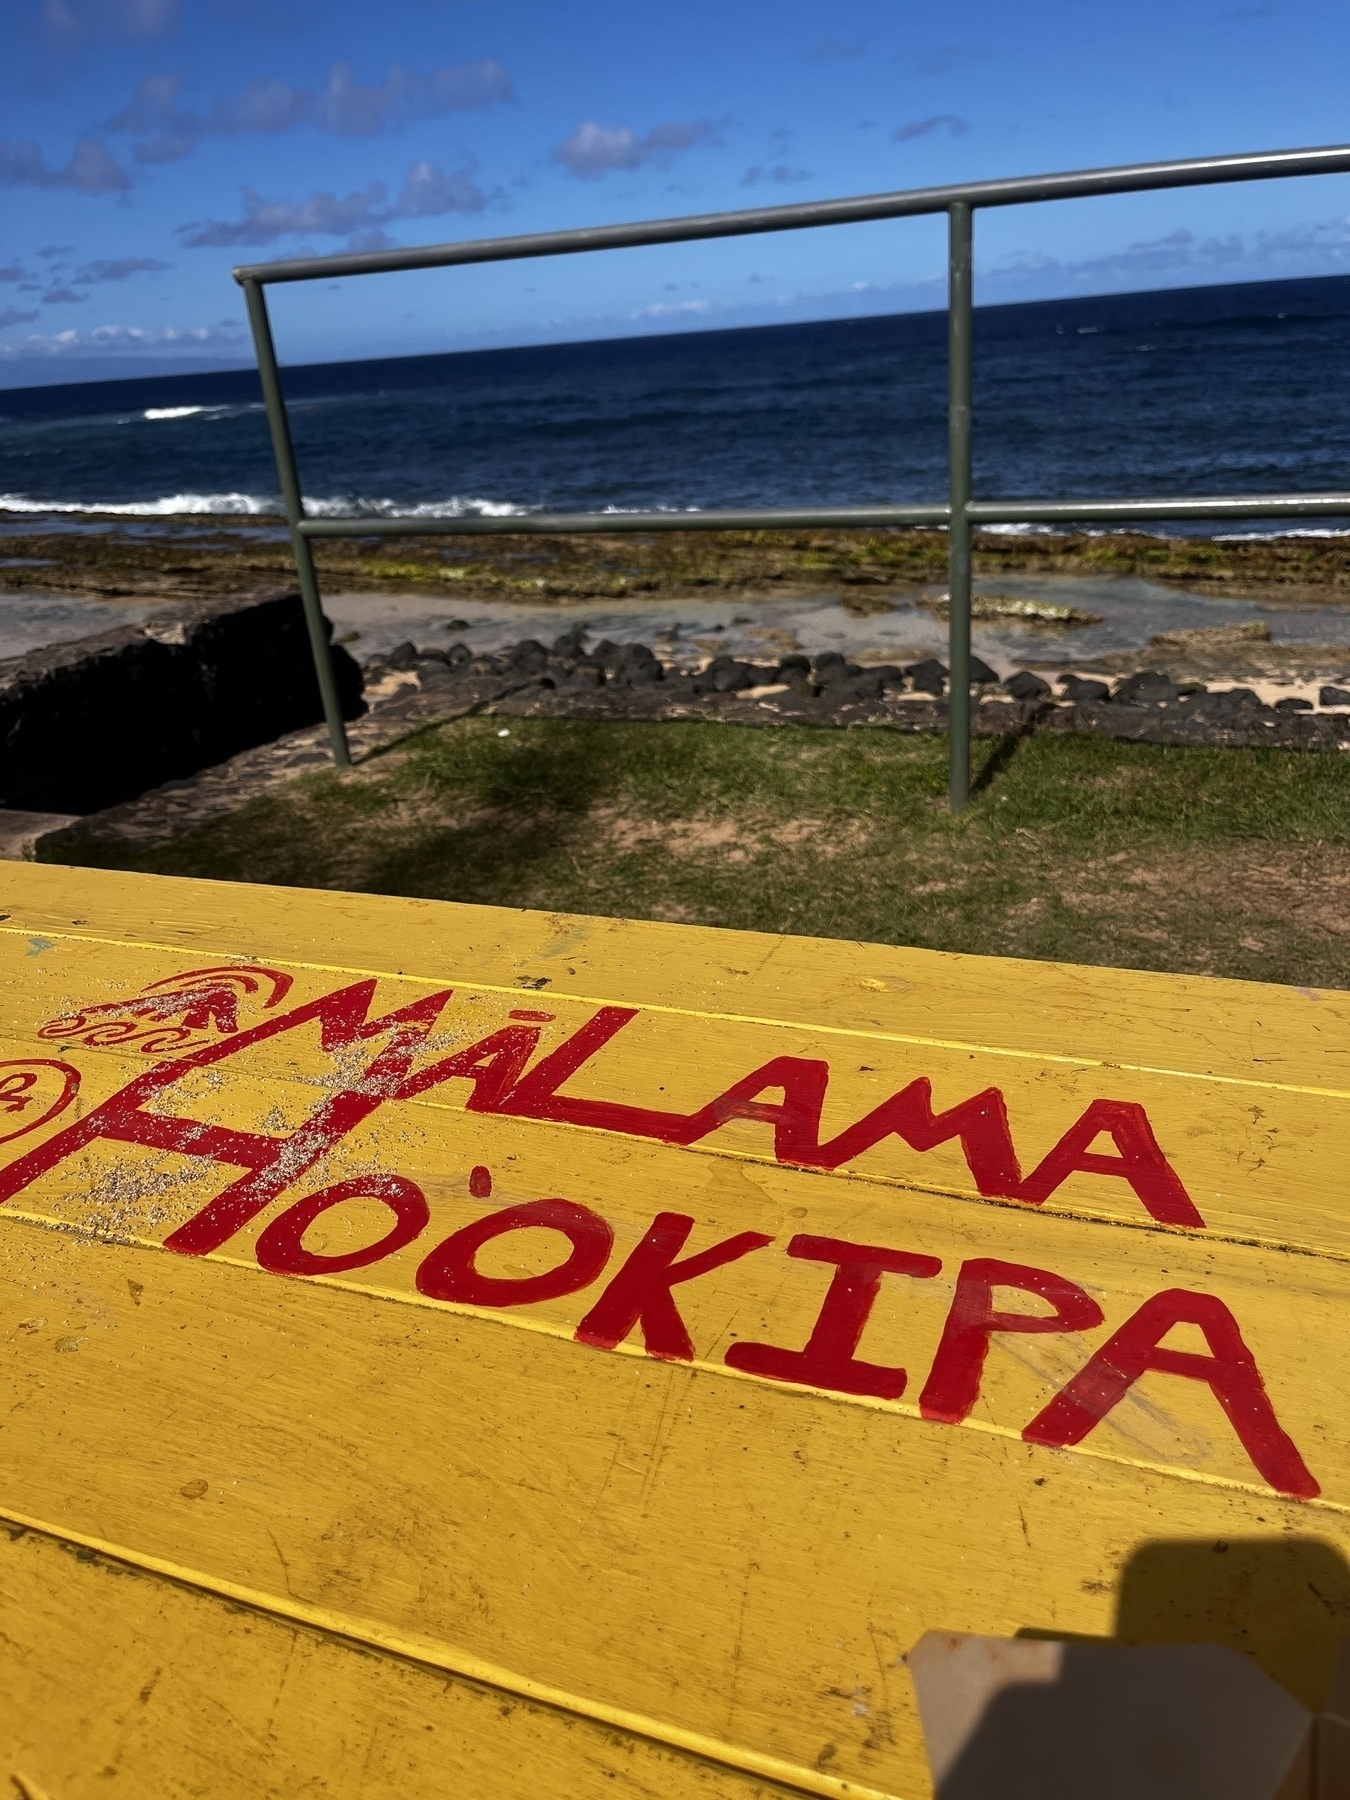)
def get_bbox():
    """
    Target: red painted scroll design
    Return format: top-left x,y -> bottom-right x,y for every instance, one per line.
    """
0,1058 -> 79,1145
37,963 -> 294,1057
